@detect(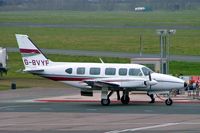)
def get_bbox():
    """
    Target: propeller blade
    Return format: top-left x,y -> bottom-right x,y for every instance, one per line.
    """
149,72 -> 152,90
149,72 -> 152,81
